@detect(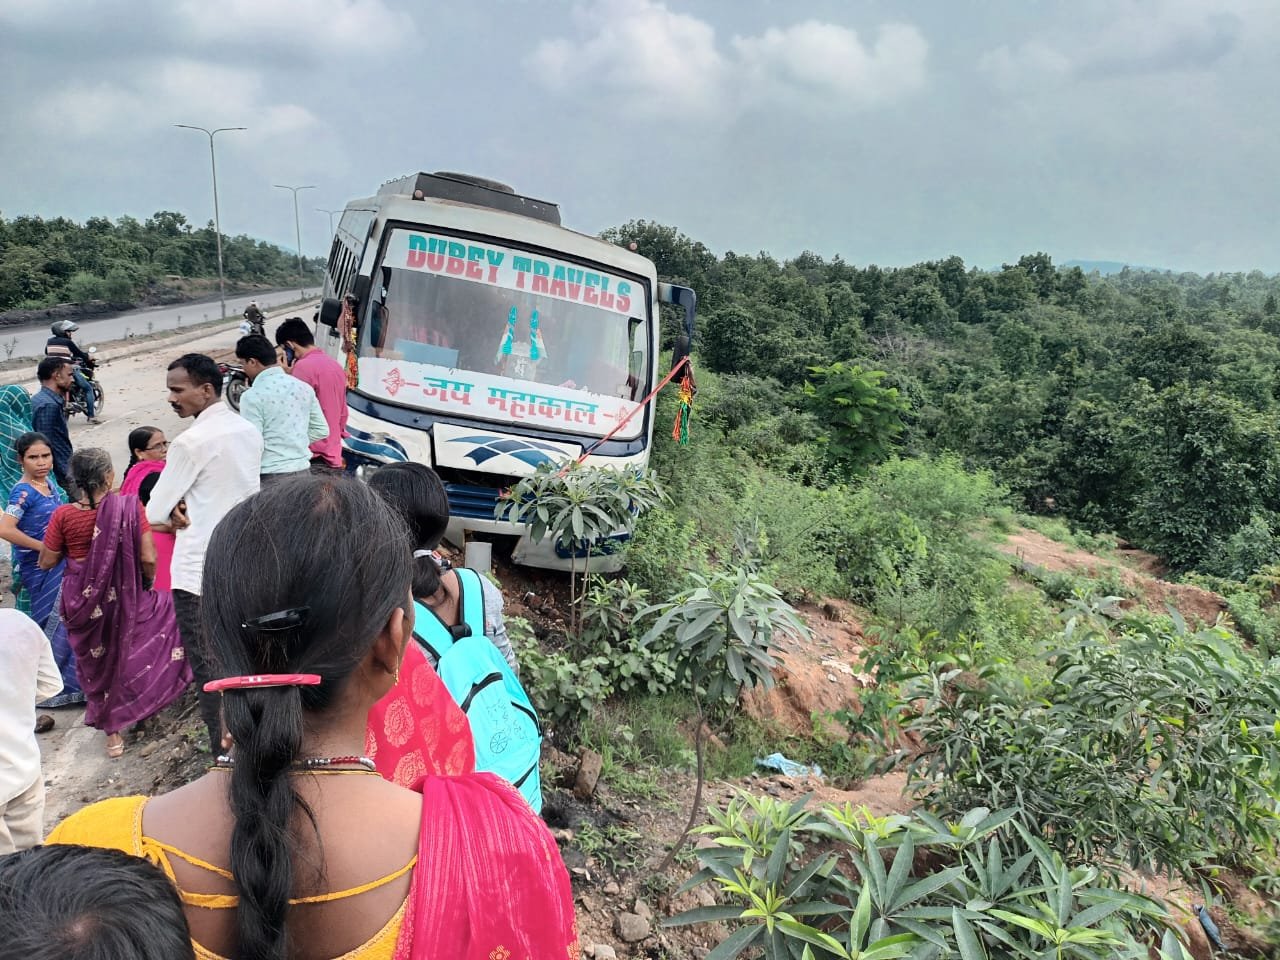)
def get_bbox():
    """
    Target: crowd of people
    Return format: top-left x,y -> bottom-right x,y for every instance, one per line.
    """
1,313 -> 565,958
